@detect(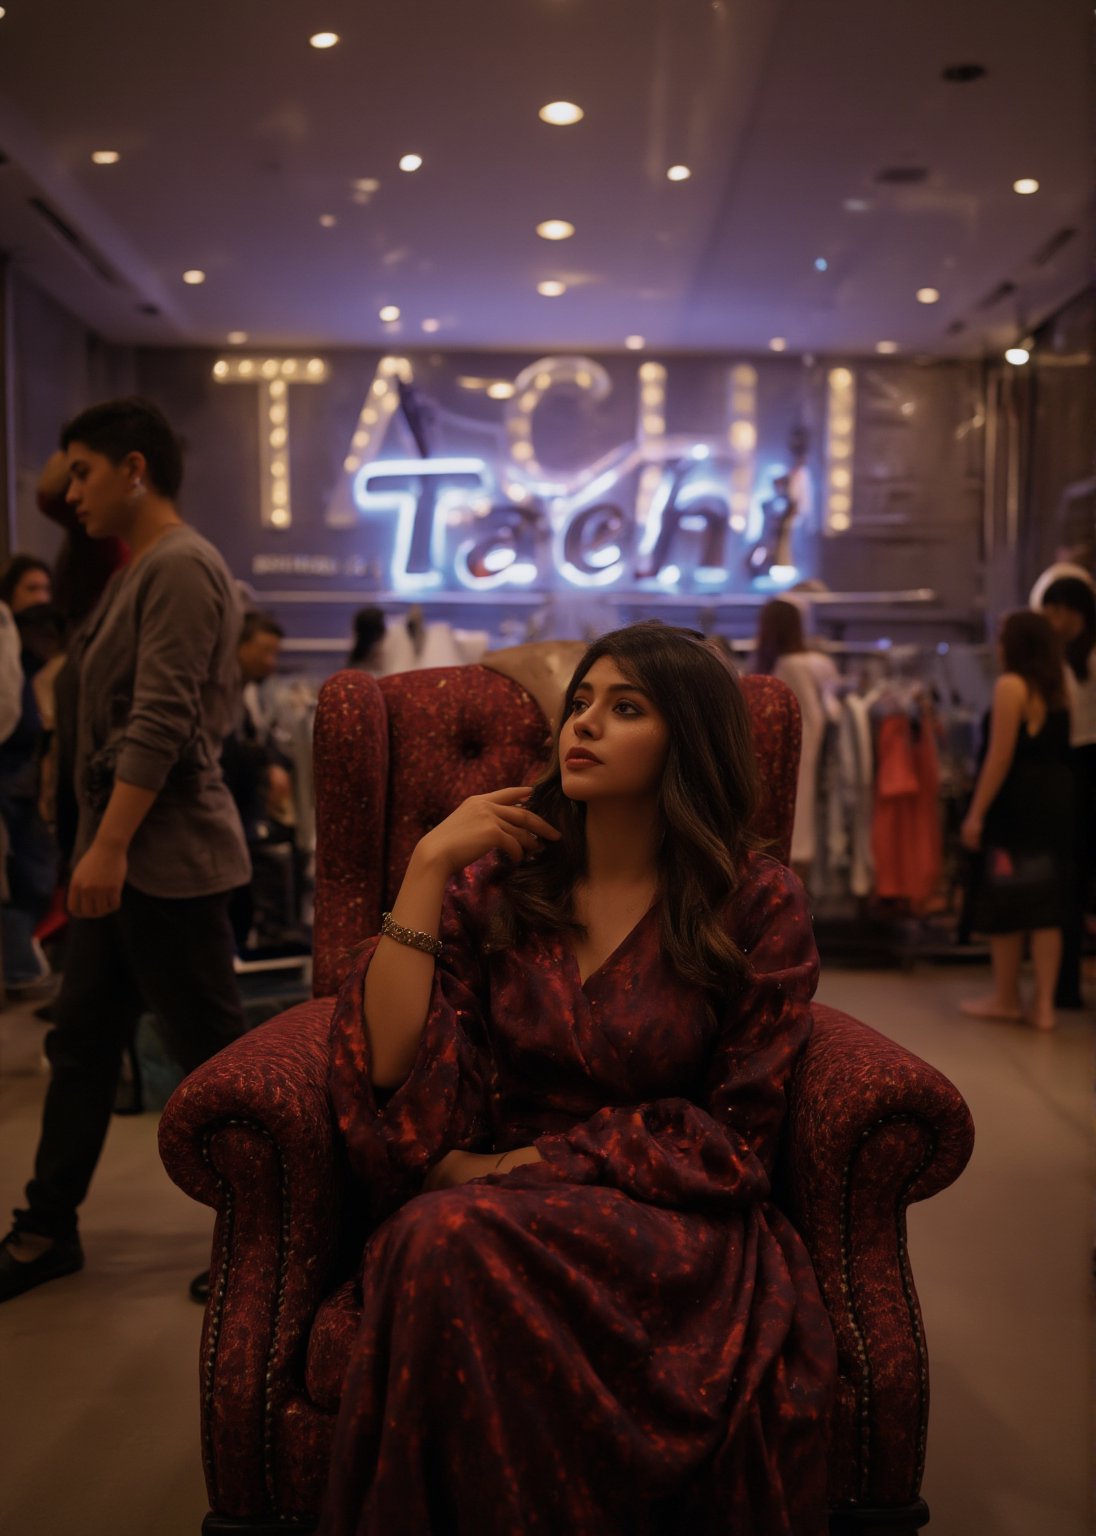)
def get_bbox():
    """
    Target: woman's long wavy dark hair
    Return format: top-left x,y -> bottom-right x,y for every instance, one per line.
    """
1042,576 -> 1096,682
489,622 -> 761,992
1000,610 -> 1066,710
